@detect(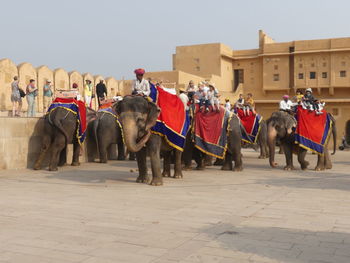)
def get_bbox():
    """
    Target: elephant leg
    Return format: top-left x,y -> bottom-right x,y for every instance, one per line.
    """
34,135 -> 51,170
99,141 -> 108,163
204,155 -> 213,166
283,143 -> 294,170
194,150 -> 205,170
213,158 -> 224,166
107,144 -> 118,160
148,136 -> 163,186
49,135 -> 65,171
297,148 -> 309,170
279,145 -> 285,155
182,135 -> 194,170
232,144 -> 243,172
71,142 -> 81,166
136,147 -> 148,183
324,148 -> 332,169
117,142 -> 126,160
258,138 -> 268,159
221,152 -> 232,171
315,153 -> 326,171
58,146 -> 67,166
173,149 -> 183,179
162,151 -> 171,177
129,152 -> 136,161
